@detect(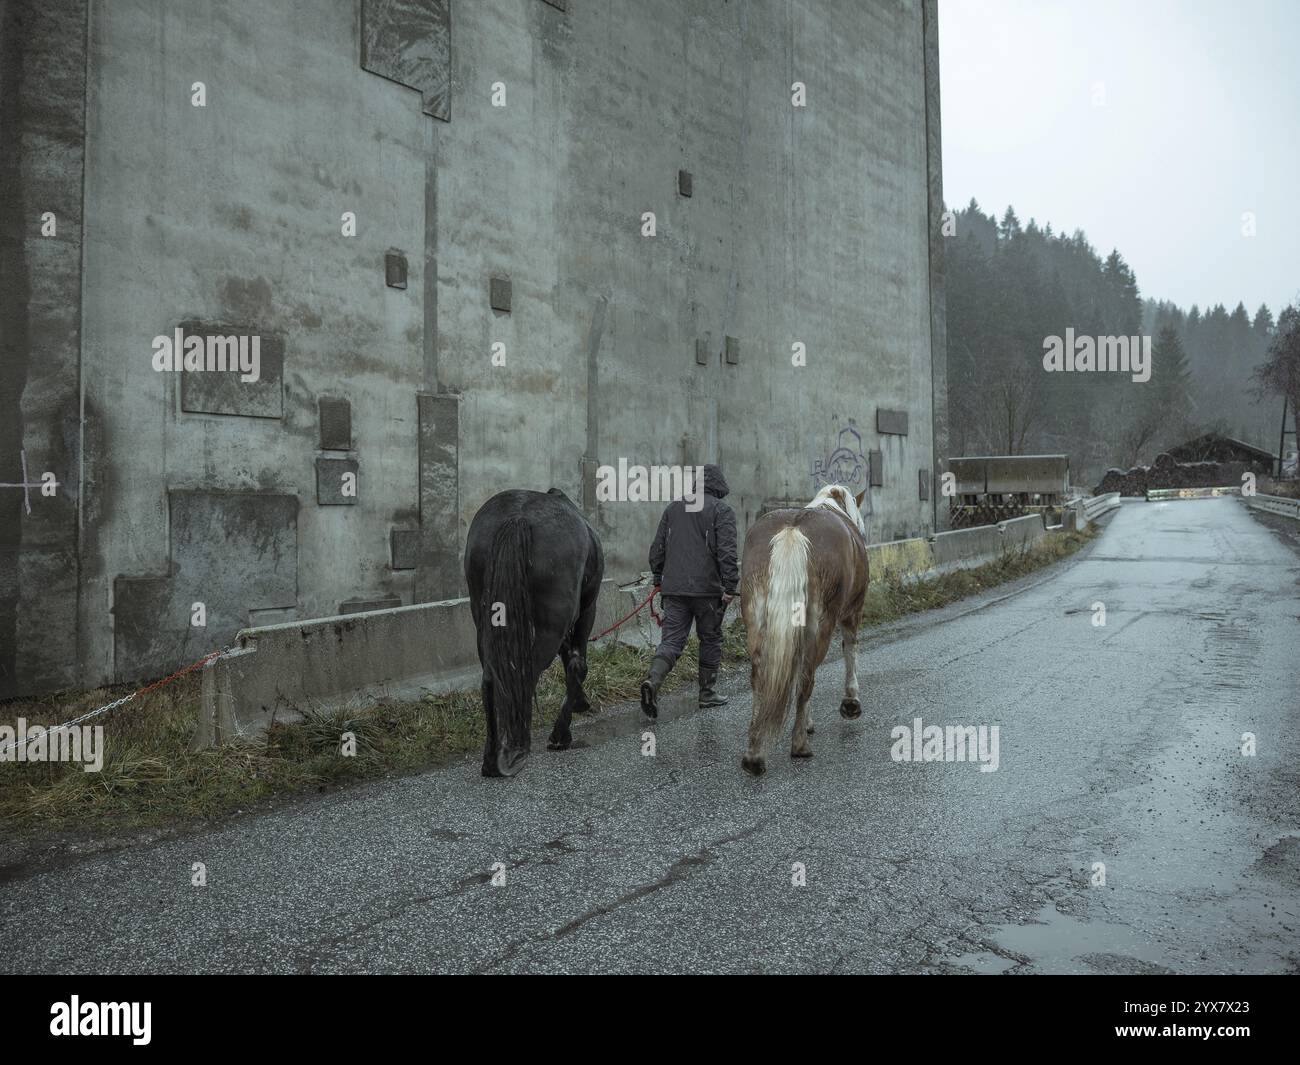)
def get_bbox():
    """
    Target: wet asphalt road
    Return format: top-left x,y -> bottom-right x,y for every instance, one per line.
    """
2,498 -> 1298,974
